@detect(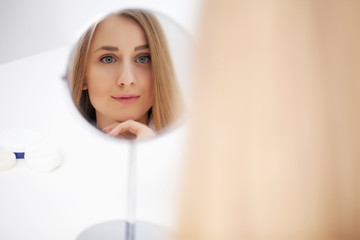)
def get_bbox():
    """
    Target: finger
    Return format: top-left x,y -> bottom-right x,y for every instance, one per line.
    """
116,132 -> 136,140
102,122 -> 120,133
109,120 -> 154,139
103,121 -> 138,139
108,120 -> 143,136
